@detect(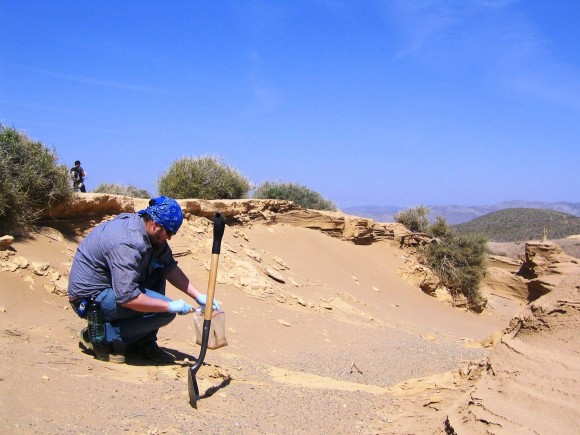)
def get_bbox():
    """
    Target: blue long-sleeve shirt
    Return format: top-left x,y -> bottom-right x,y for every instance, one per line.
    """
67,213 -> 177,304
